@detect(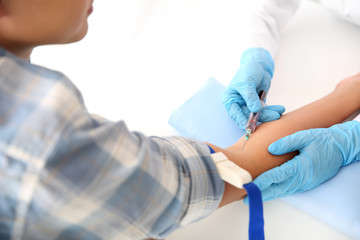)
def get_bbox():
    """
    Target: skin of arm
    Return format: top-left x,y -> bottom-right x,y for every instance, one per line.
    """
209,73 -> 360,208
